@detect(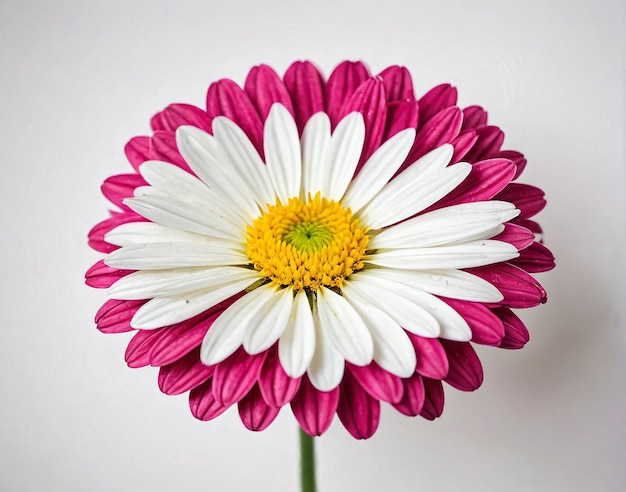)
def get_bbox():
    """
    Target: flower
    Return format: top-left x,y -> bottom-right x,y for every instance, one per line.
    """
86,61 -> 554,439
